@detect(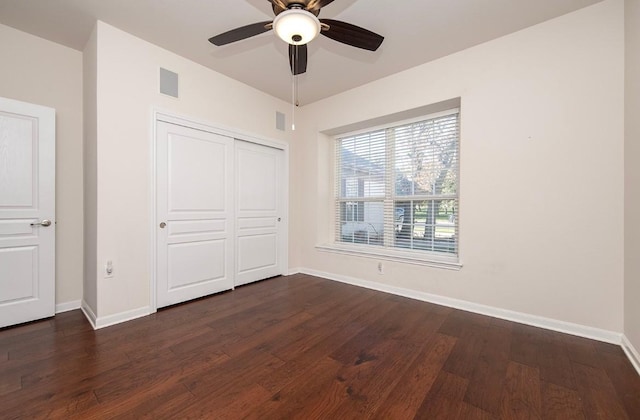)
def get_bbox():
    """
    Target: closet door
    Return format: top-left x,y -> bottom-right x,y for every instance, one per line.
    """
235,140 -> 286,286
156,122 -> 234,308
